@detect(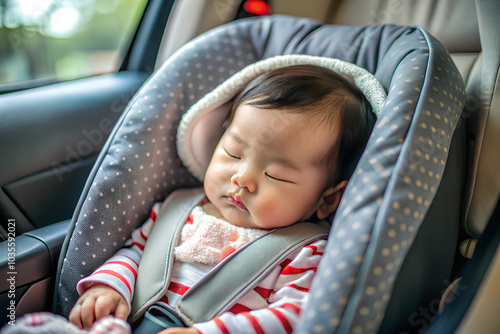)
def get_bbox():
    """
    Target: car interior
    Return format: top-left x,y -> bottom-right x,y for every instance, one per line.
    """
0,0 -> 499,333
